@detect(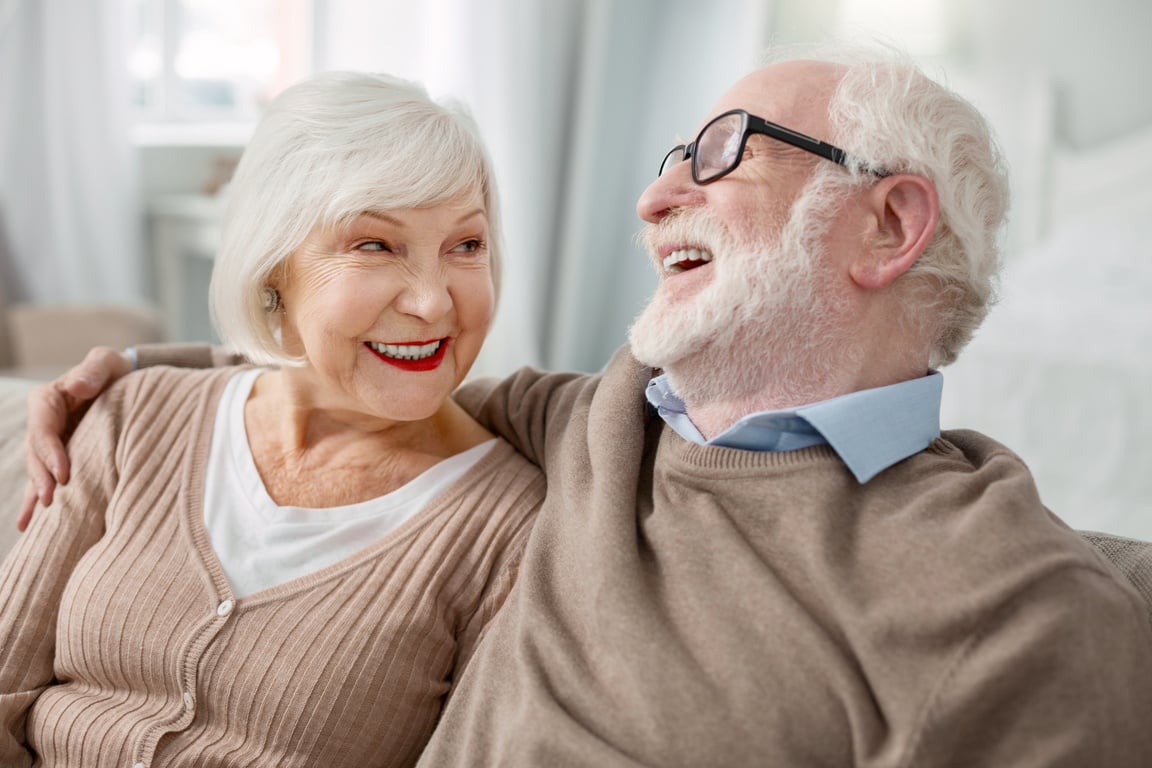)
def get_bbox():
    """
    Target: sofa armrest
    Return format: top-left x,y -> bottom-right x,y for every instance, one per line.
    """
0,377 -> 35,560
1079,530 -> 1152,625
